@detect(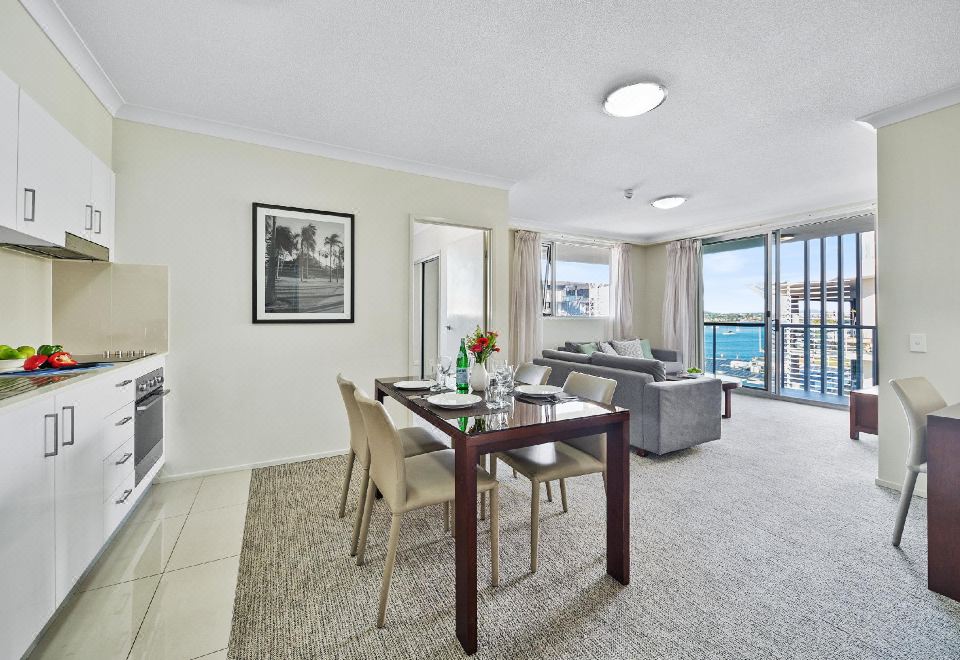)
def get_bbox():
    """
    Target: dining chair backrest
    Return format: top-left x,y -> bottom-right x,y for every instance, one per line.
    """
561,371 -> 617,463
337,374 -> 370,466
515,363 -> 552,386
889,377 -> 946,469
354,392 -> 407,510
